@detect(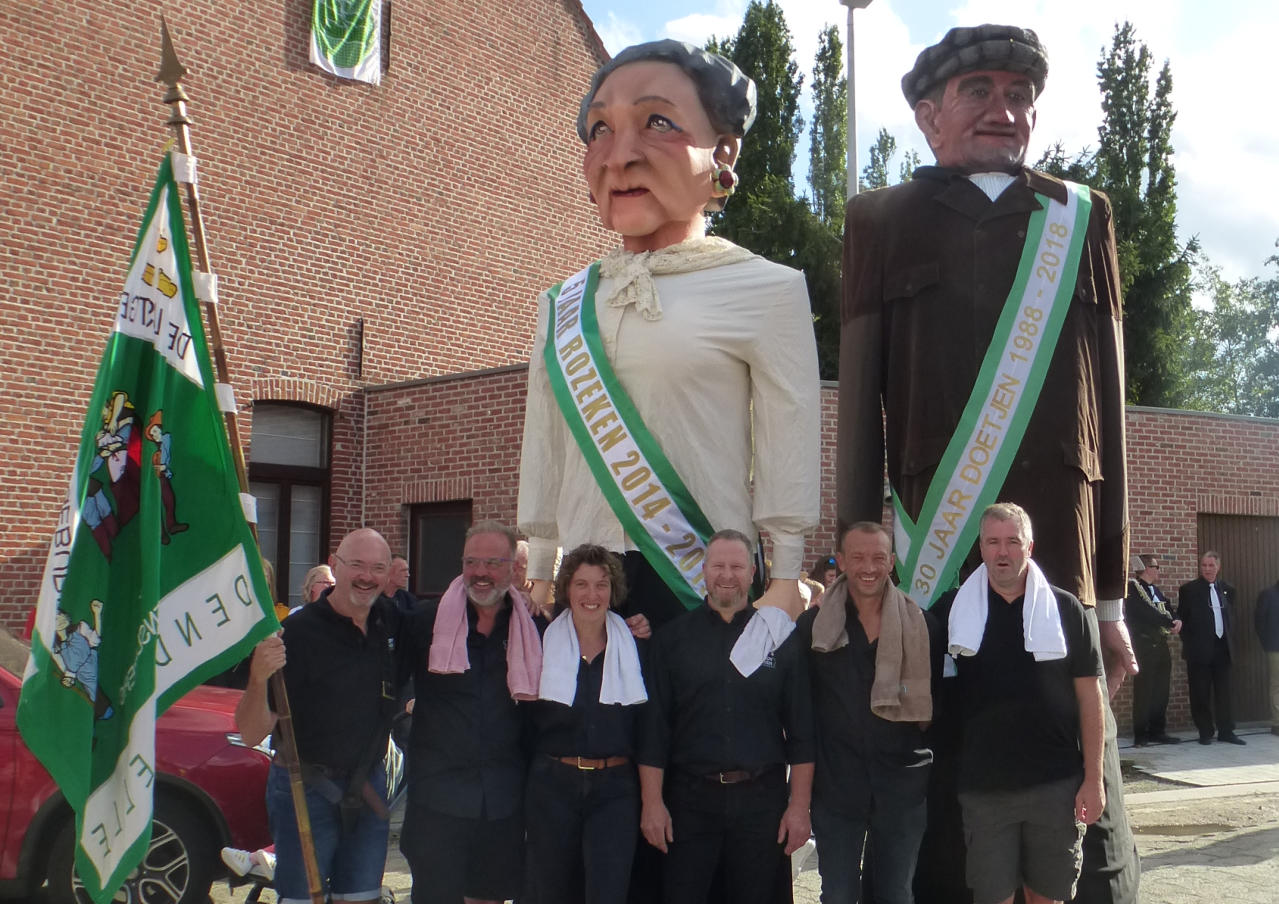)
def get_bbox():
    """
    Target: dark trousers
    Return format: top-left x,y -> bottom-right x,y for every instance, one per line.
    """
813,793 -> 926,904
663,769 -> 788,904
525,757 -> 639,904
1187,642 -> 1234,738
1130,634 -> 1172,741
1070,693 -> 1139,904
